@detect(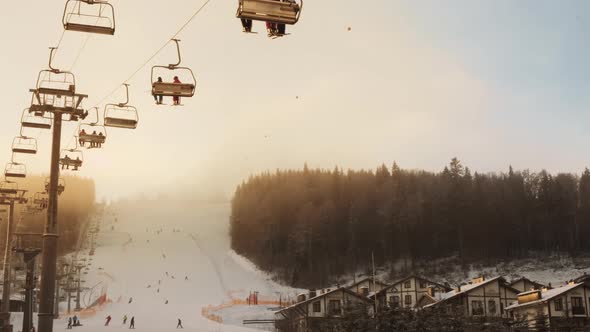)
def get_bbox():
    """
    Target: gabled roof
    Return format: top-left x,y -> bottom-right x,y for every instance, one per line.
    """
276,287 -> 373,315
509,277 -> 546,289
346,276 -> 389,290
425,276 -> 518,308
506,283 -> 582,311
376,275 -> 452,296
